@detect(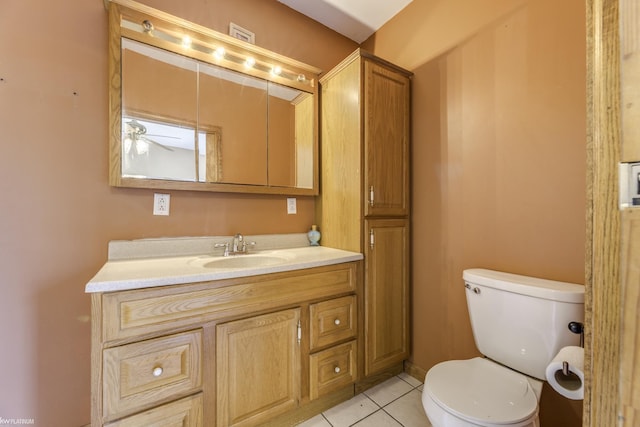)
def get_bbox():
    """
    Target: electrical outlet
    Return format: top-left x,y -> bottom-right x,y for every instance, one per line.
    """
287,197 -> 297,214
153,193 -> 170,215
